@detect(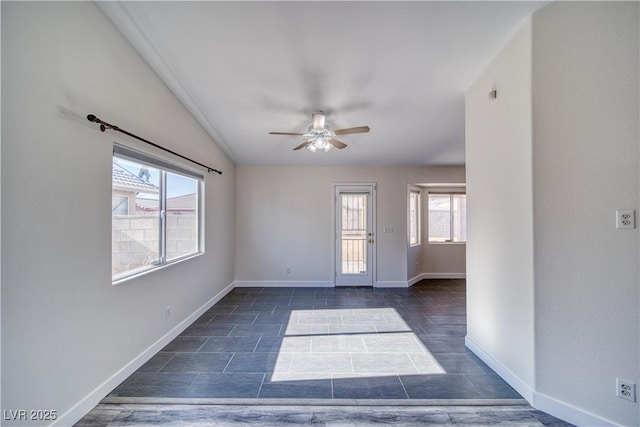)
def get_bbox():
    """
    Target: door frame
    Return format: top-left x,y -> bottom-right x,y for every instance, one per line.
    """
333,183 -> 377,287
